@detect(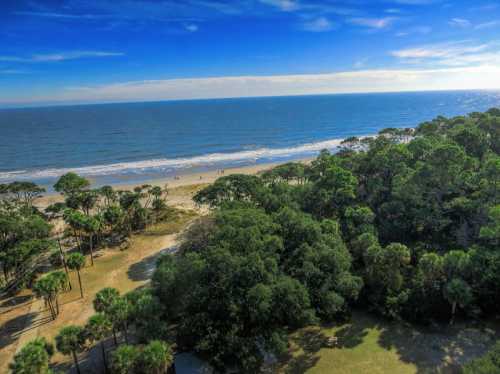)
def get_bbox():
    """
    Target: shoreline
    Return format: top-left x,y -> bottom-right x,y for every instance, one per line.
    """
35,158 -> 312,209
